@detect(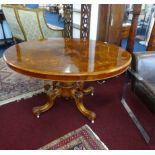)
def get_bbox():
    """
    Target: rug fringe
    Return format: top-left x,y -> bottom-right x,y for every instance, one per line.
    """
85,124 -> 109,150
39,124 -> 108,150
0,88 -> 44,106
